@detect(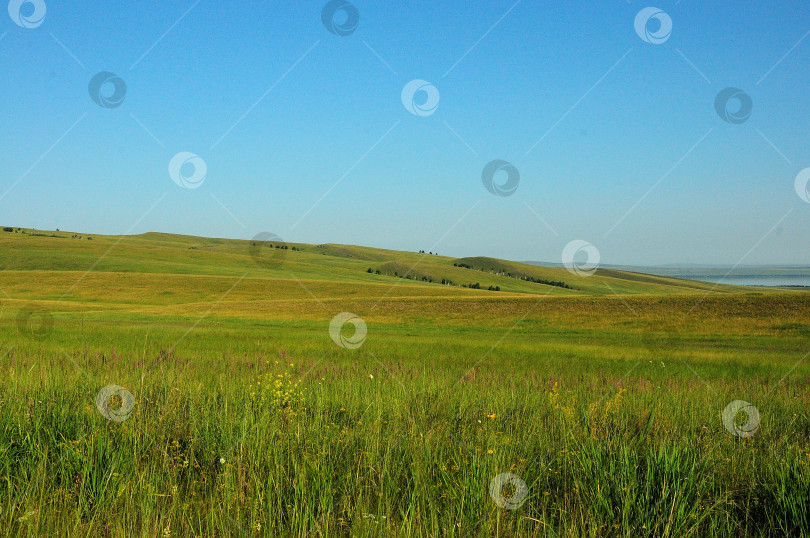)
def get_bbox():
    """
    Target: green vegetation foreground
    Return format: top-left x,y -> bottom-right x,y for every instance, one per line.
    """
1,230 -> 809,536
